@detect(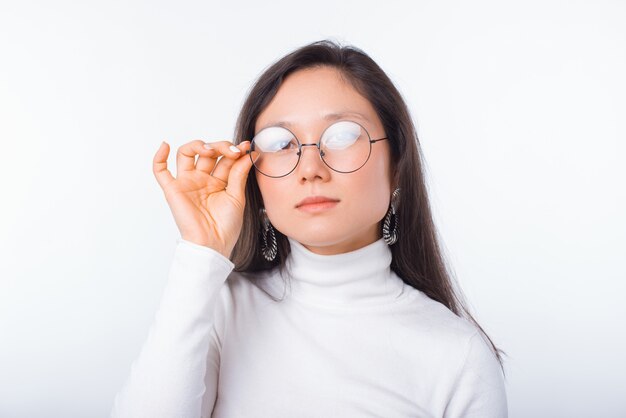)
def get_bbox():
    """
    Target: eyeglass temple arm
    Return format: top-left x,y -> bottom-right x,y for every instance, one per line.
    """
370,137 -> 389,143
